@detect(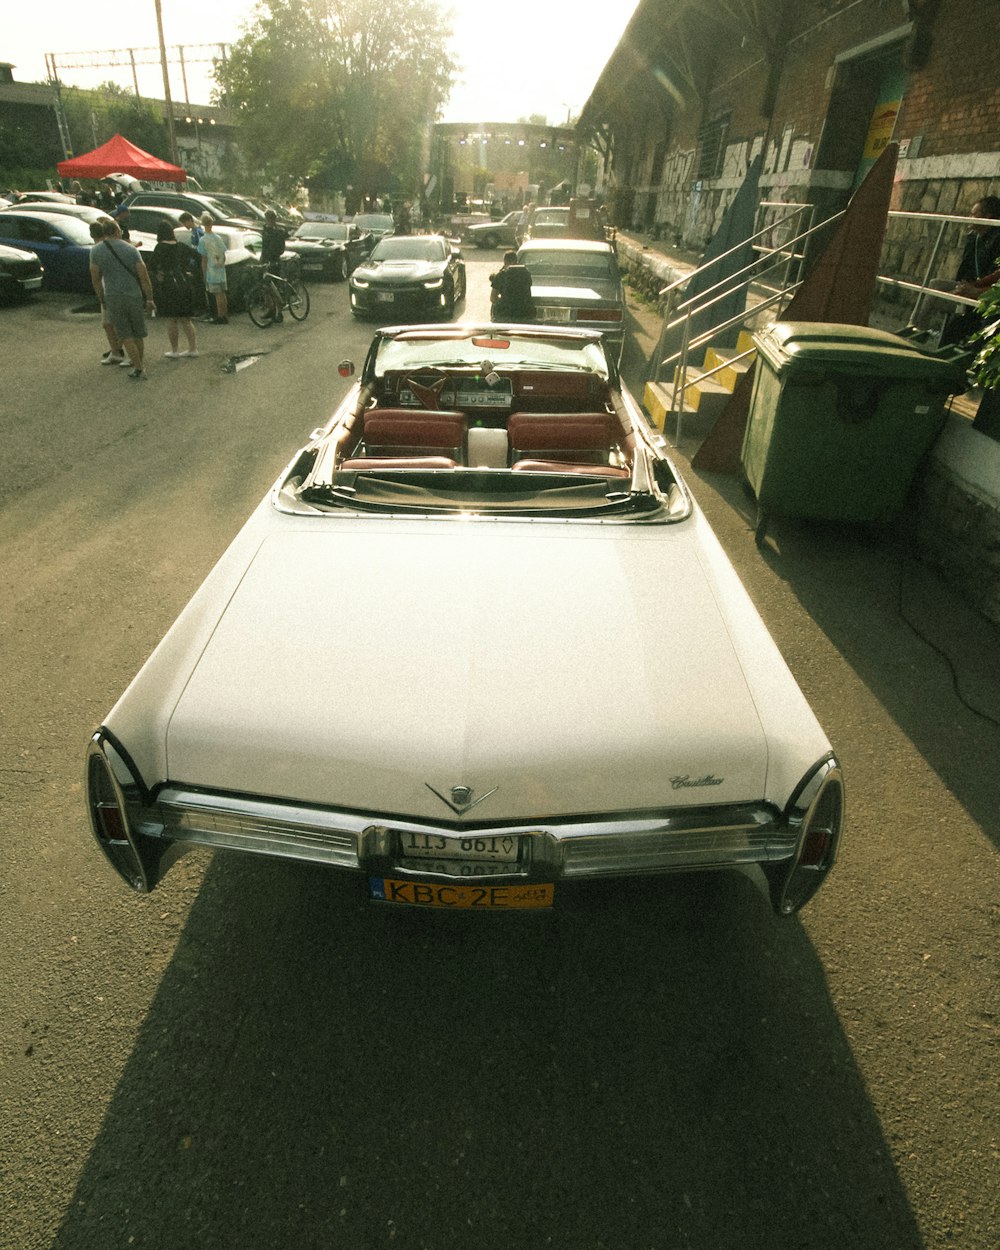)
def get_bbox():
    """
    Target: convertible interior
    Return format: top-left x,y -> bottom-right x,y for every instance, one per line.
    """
313,366 -> 637,481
